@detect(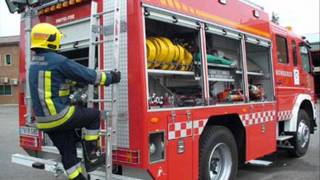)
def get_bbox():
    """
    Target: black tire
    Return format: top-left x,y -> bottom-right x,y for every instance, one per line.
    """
199,126 -> 238,180
289,109 -> 311,157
